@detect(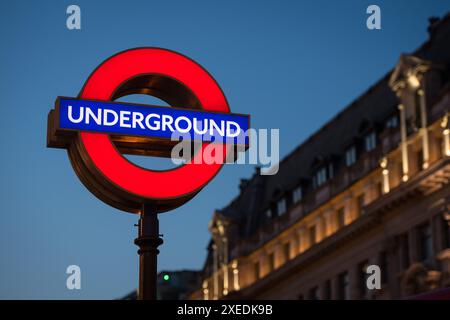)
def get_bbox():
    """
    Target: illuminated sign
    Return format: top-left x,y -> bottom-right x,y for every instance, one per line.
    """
55,97 -> 249,145
47,47 -> 249,213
